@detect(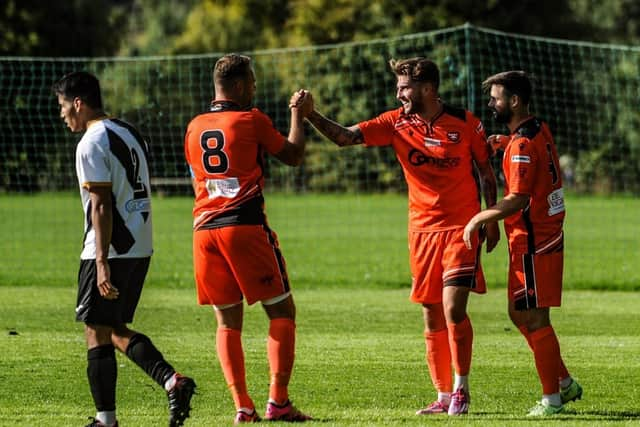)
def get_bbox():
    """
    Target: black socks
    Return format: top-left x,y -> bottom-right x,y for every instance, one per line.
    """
125,333 -> 176,388
87,344 -> 117,411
